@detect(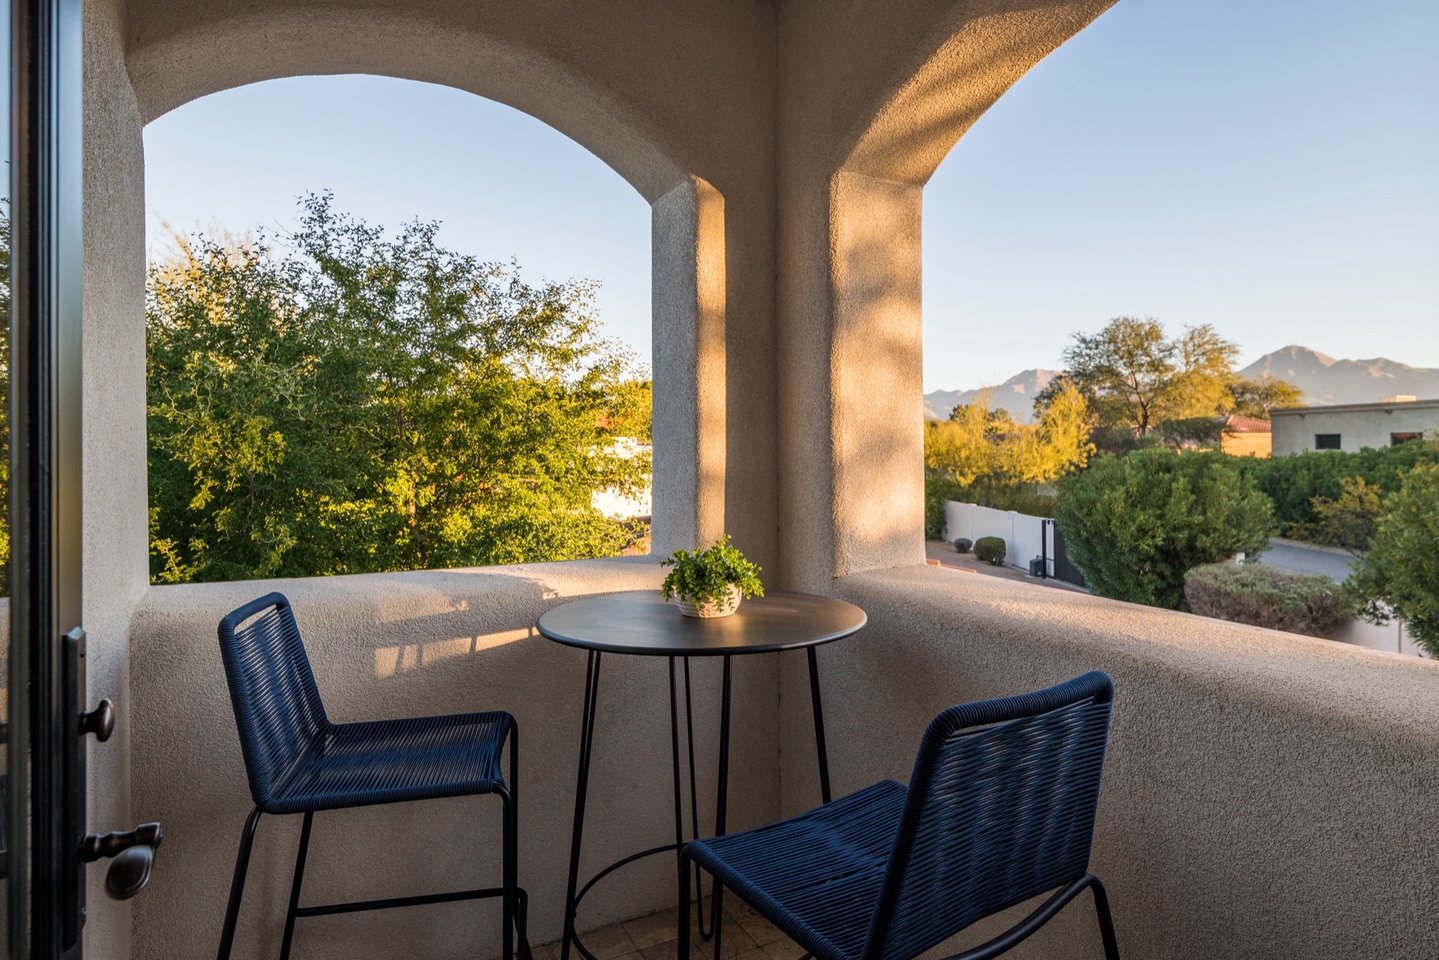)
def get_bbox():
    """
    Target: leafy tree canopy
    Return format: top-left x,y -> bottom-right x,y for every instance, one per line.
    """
1227,375 -> 1304,419
1040,316 -> 1299,438
147,193 -> 650,584
926,382 -> 1095,488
